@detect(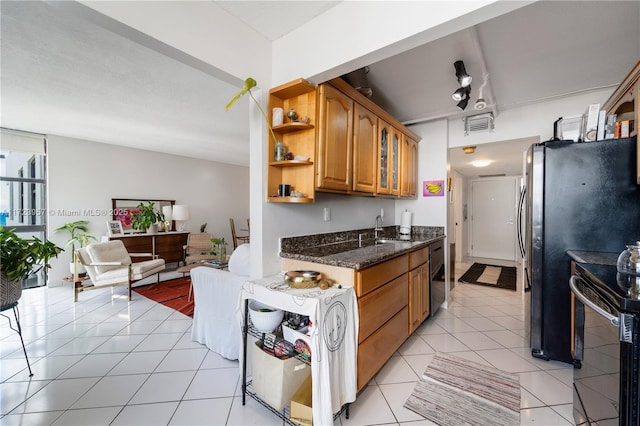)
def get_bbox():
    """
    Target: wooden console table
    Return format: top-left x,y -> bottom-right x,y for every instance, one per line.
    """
109,231 -> 188,264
